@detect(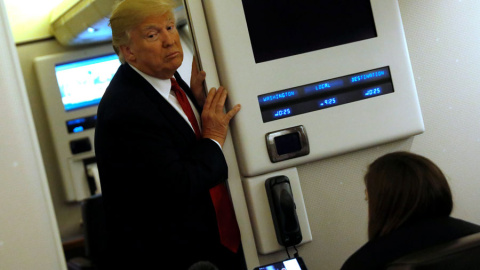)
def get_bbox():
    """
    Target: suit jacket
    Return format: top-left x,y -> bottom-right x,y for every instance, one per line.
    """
95,63 -> 238,269
341,217 -> 480,270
